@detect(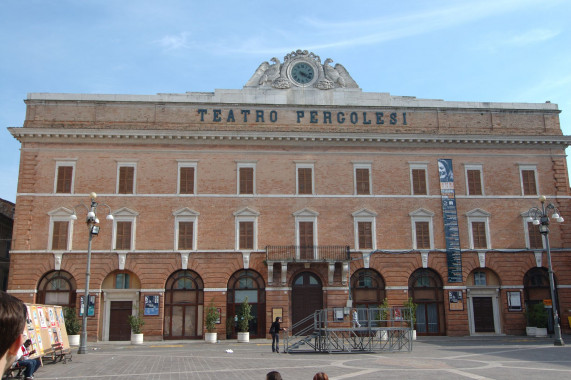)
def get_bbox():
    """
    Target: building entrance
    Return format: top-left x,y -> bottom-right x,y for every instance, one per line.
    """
292,272 -> 323,334
109,301 -> 132,341
473,297 -> 494,332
